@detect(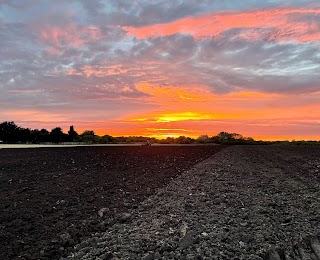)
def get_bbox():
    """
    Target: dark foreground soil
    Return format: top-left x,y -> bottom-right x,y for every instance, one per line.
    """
0,145 -> 224,260
62,145 -> 320,260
